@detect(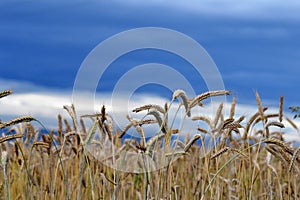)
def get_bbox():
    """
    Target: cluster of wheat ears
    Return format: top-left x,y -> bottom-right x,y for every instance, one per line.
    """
0,89 -> 300,200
